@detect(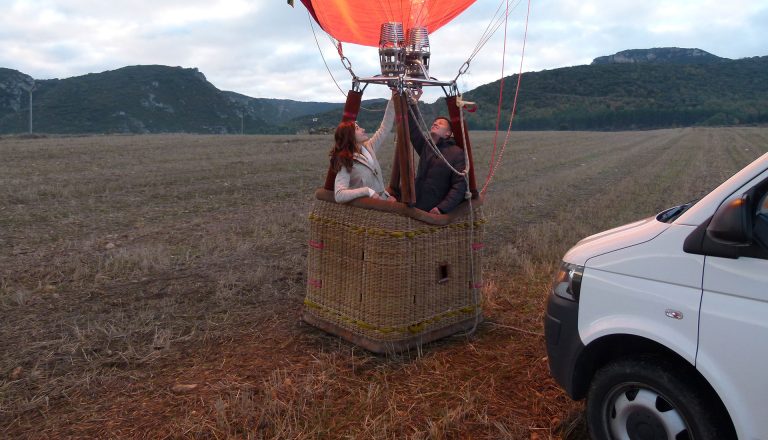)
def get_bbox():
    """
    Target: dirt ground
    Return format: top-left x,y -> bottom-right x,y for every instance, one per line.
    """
2,128 -> 767,439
